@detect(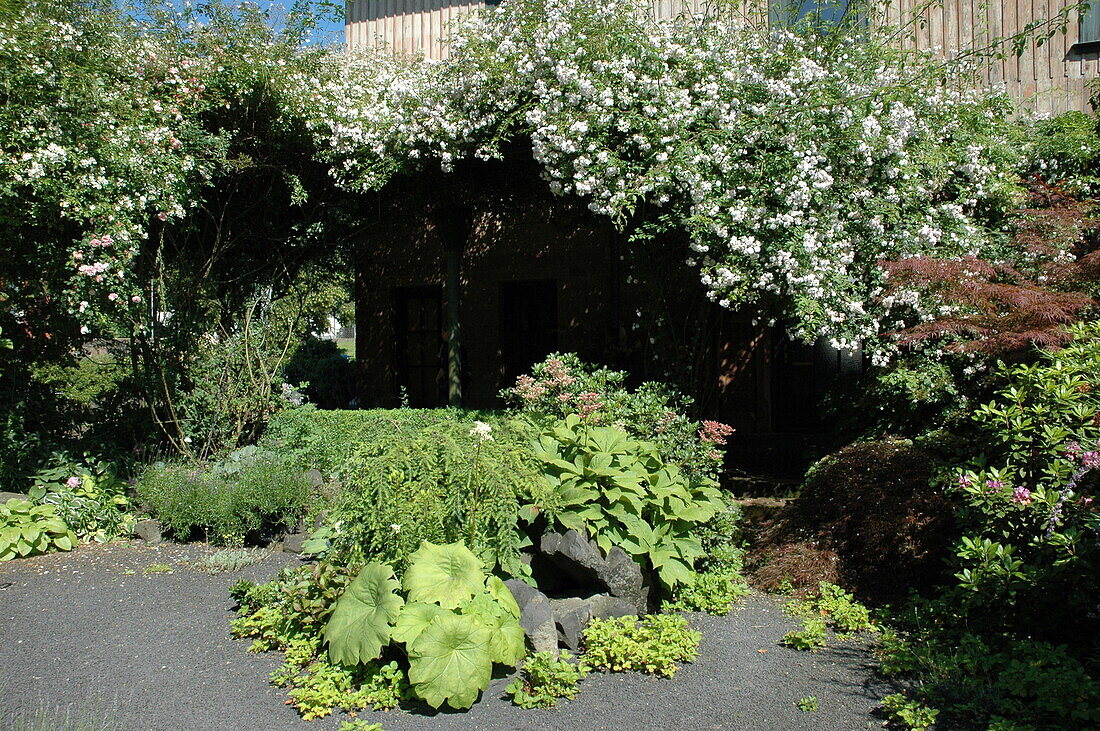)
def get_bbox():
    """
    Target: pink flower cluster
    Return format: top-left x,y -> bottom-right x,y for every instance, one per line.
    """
1011,486 -> 1033,505
65,476 -> 81,489
577,391 -> 603,418
88,234 -> 113,248
1064,440 -> 1100,468
77,261 -> 109,278
543,358 -> 576,389
698,420 -> 734,445
513,374 -> 547,402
